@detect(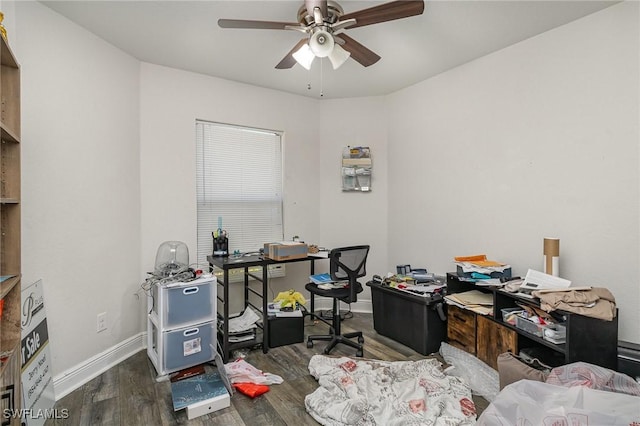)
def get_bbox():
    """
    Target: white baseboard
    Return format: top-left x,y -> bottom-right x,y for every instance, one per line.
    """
312,297 -> 372,314
52,332 -> 146,400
